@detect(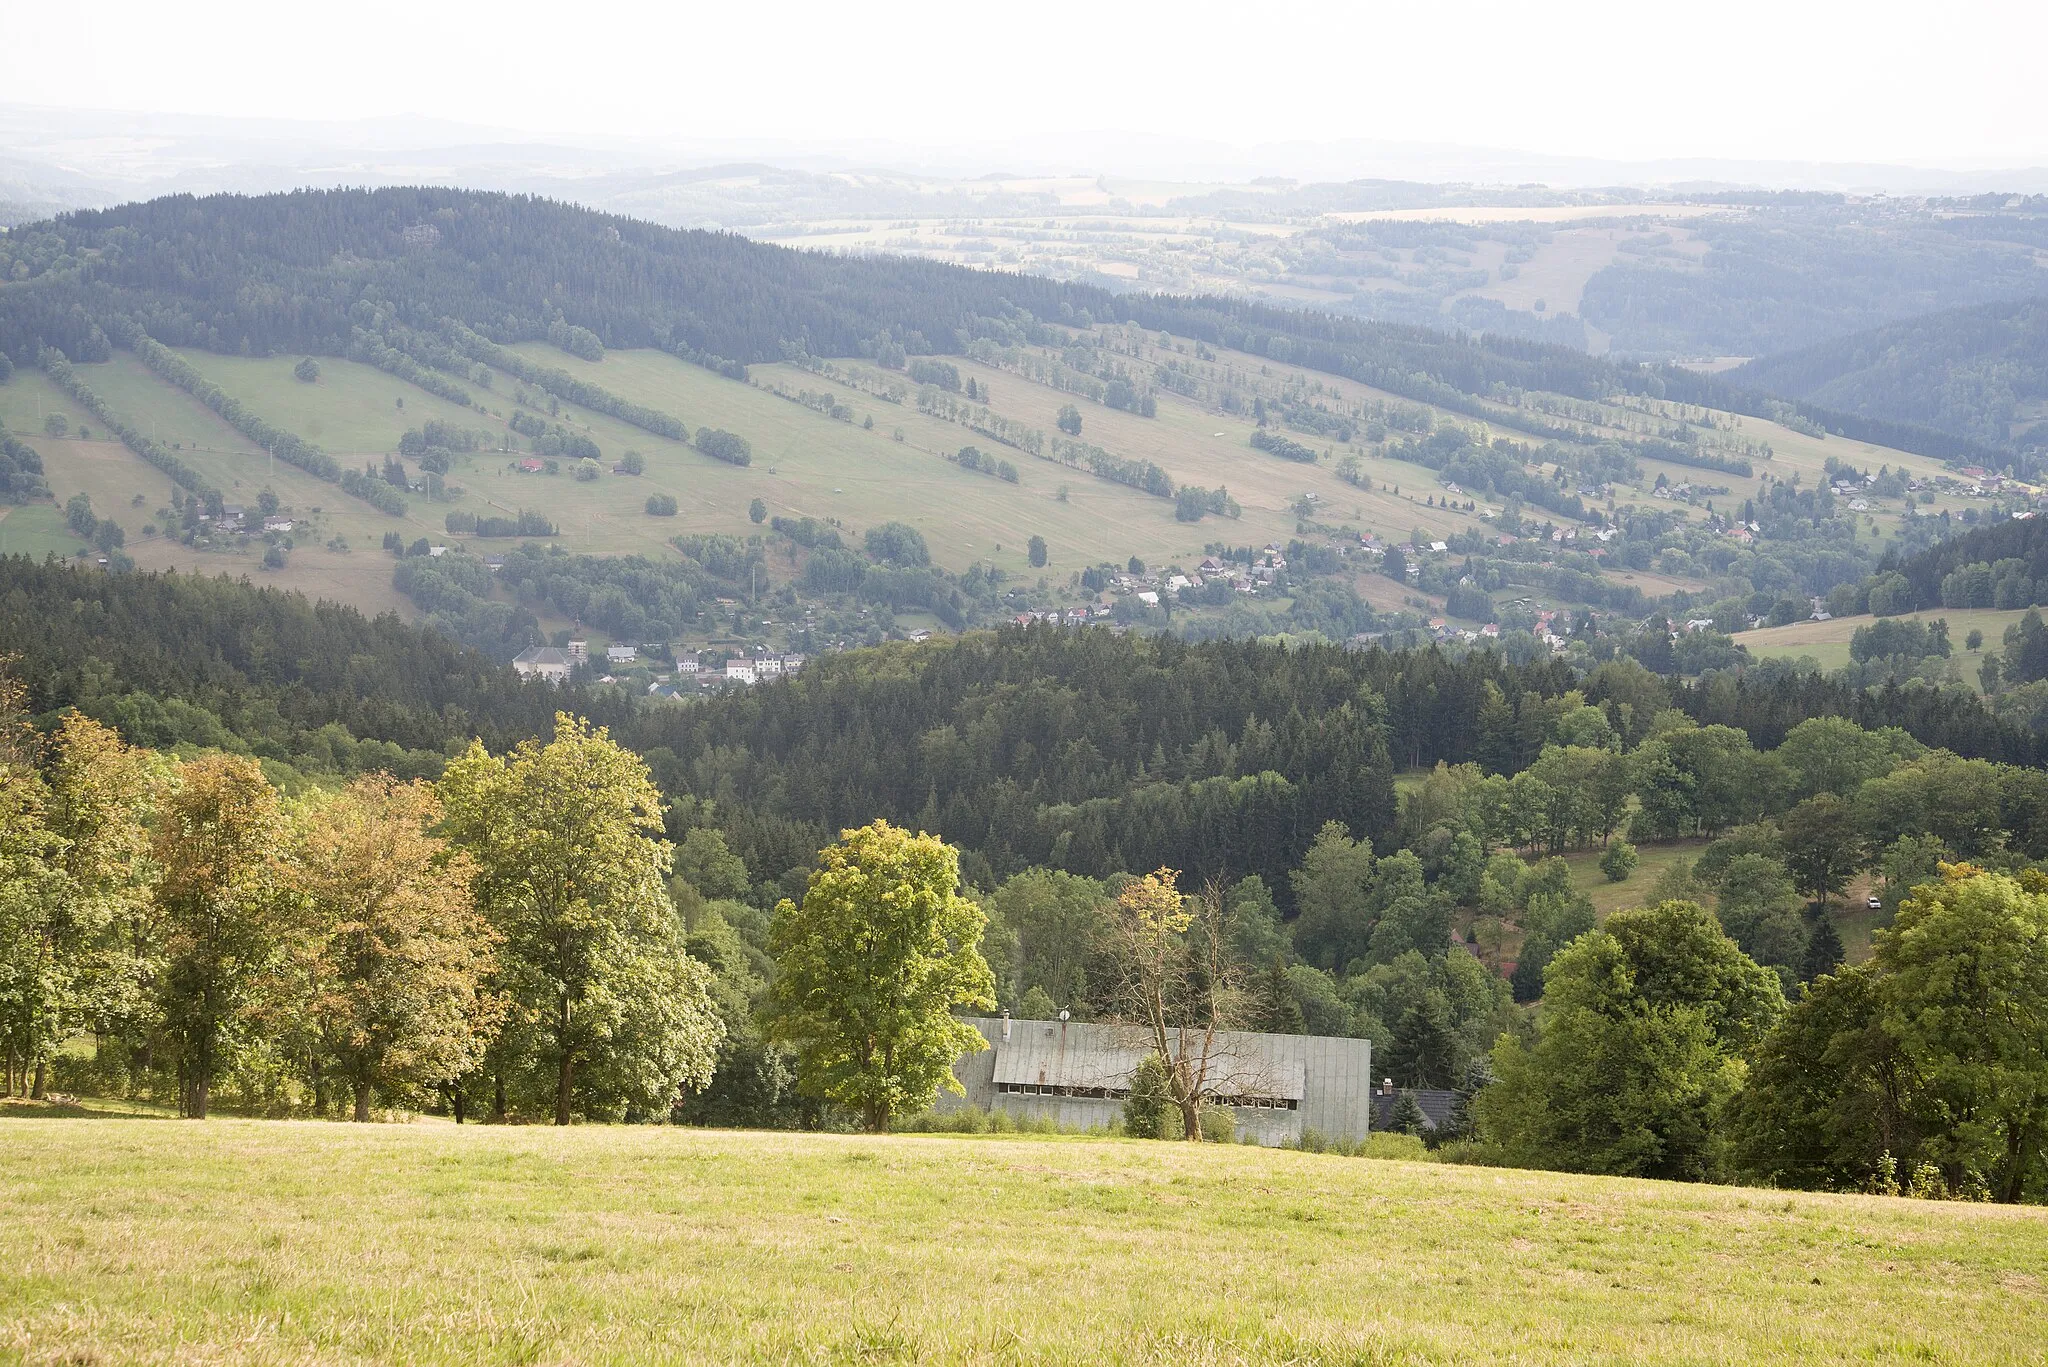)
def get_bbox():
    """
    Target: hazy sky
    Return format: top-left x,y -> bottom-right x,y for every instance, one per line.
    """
7,0 -> 2045,167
